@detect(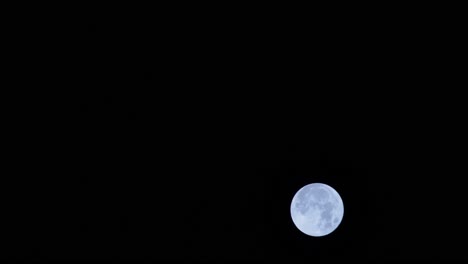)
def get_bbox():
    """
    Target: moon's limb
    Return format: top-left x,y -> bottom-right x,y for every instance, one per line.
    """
290,183 -> 344,237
